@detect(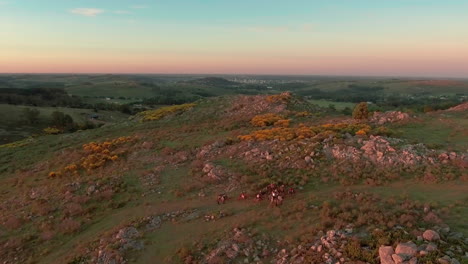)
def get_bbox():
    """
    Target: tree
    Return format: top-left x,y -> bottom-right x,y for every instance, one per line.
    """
352,102 -> 369,120
22,108 -> 40,124
50,111 -> 75,130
